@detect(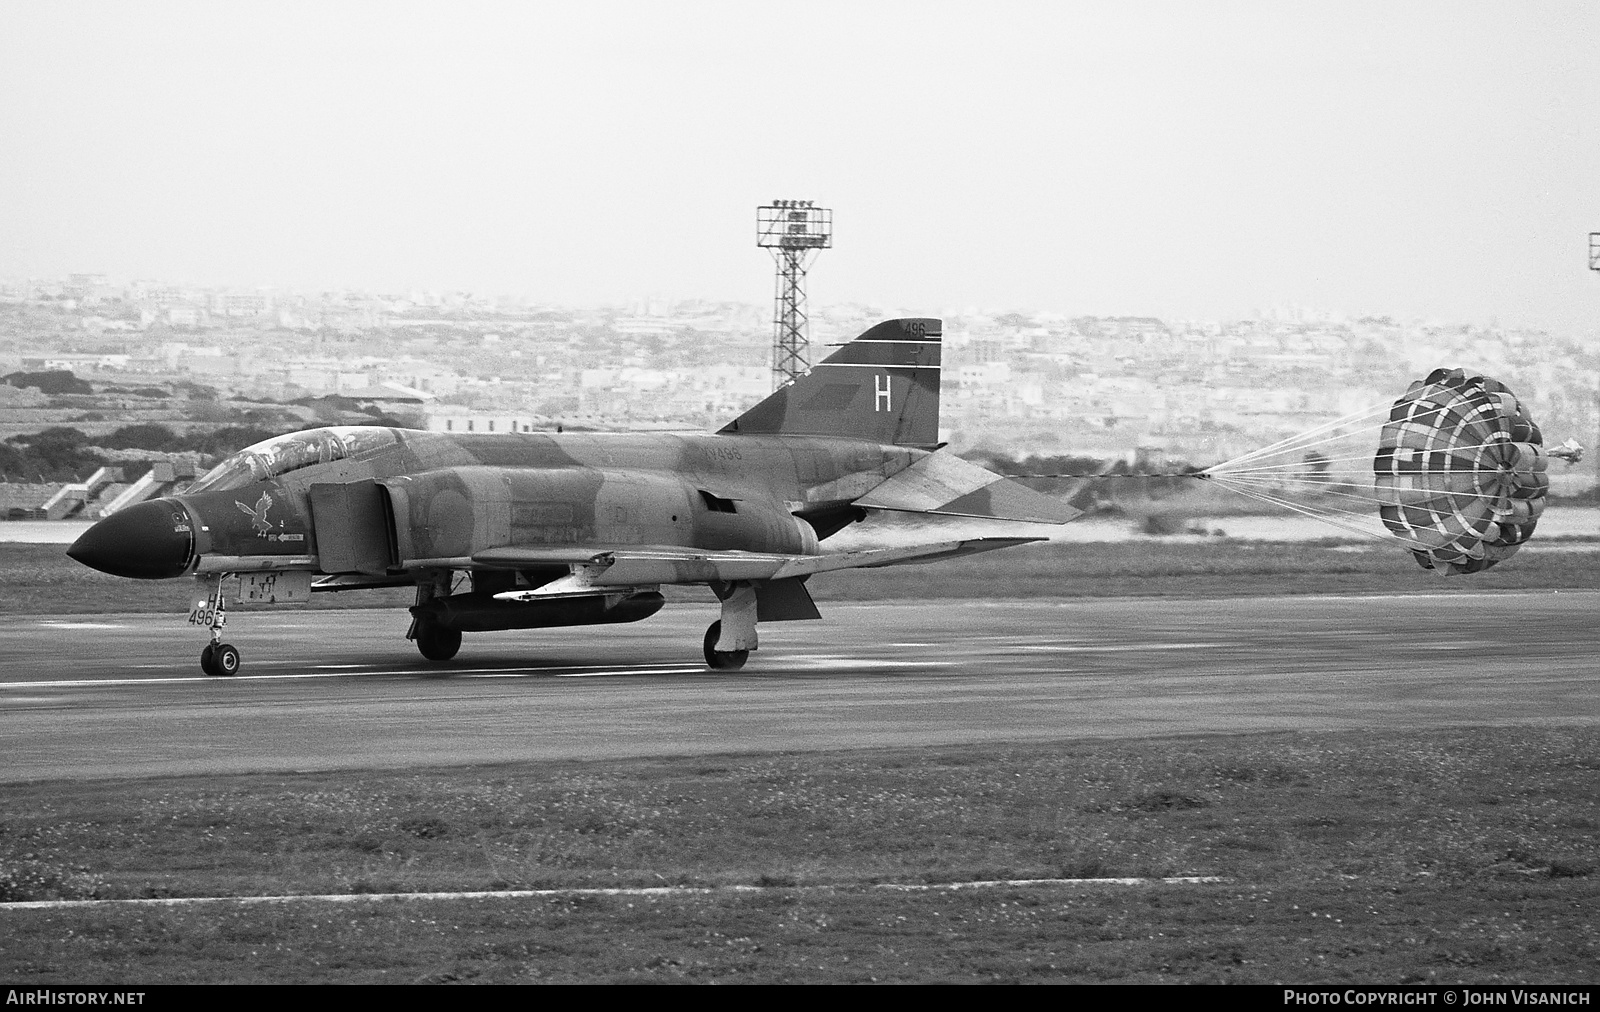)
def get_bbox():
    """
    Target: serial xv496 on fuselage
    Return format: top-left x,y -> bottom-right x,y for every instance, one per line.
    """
67,319 -> 1079,675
